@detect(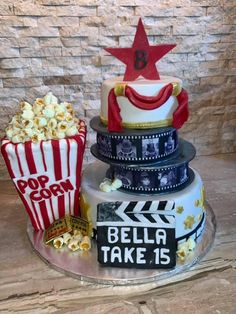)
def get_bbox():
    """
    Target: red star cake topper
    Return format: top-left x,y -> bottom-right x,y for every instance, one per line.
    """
105,18 -> 176,81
